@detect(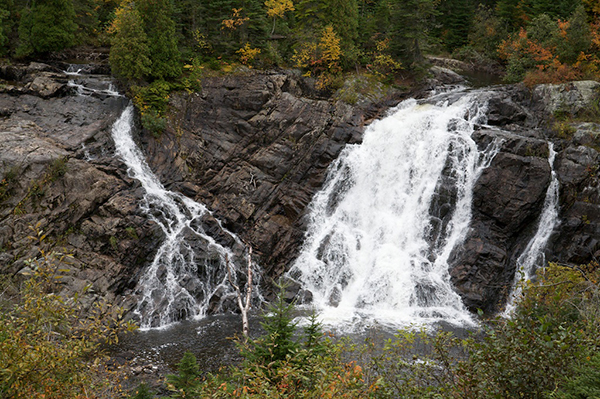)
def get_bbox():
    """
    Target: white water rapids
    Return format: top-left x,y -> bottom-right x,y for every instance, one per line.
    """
111,105 -> 255,329
289,93 -> 503,329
